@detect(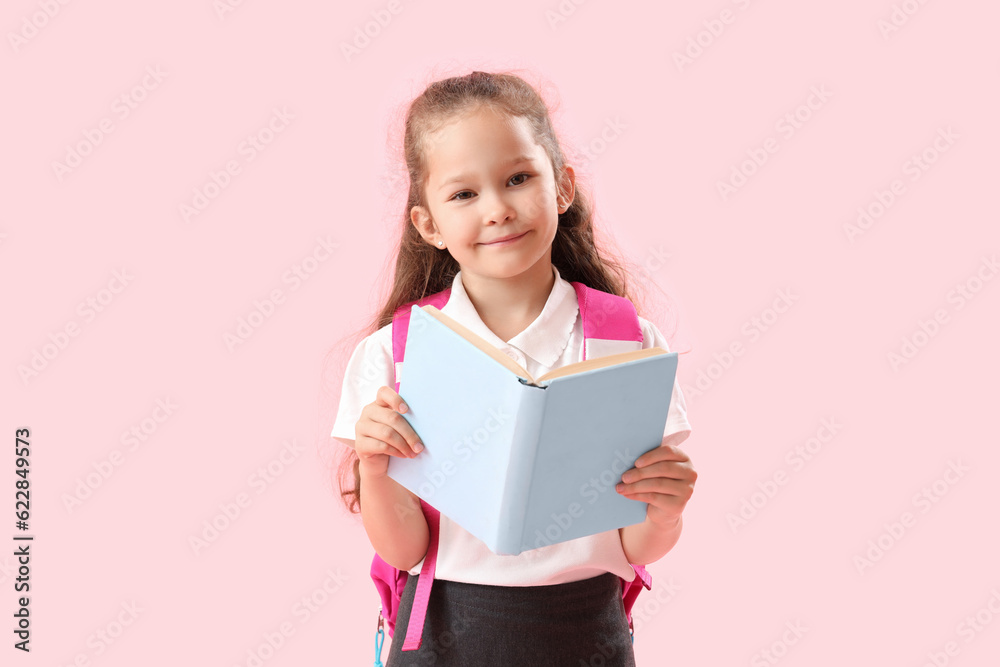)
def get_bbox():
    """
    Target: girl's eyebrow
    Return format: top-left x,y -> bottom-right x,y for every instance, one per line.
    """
437,156 -> 536,191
